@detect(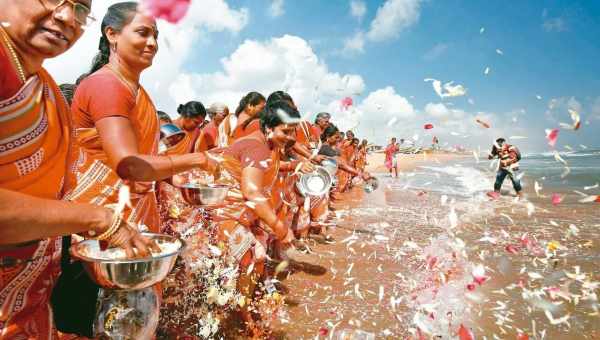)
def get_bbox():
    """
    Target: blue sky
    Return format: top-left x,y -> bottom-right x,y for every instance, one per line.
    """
48,0 -> 600,151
